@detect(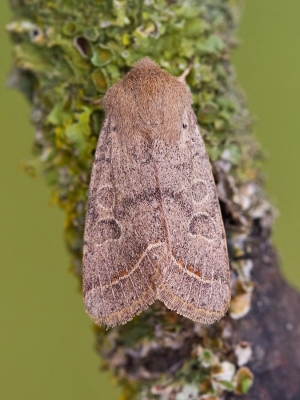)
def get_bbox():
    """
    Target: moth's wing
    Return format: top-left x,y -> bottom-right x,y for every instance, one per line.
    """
83,120 -> 166,327
155,121 -> 230,324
